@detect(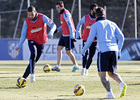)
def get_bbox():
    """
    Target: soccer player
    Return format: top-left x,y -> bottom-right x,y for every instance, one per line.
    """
81,7 -> 127,99
15,6 -> 56,82
76,3 -> 98,75
52,1 -> 79,72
